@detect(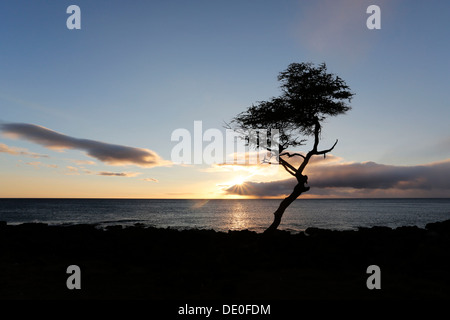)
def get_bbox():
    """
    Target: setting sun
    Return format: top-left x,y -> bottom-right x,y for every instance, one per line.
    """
233,176 -> 246,185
